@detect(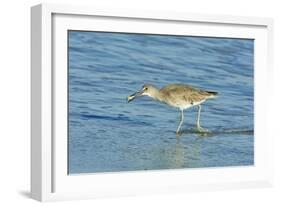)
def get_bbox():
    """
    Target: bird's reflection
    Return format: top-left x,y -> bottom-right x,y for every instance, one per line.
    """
155,134 -> 202,169
172,139 -> 185,168
174,136 -> 201,168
